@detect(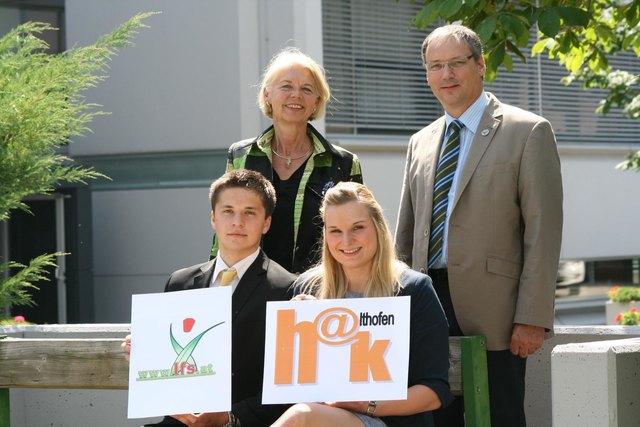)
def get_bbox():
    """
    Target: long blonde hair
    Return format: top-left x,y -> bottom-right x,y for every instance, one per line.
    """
300,182 -> 405,299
